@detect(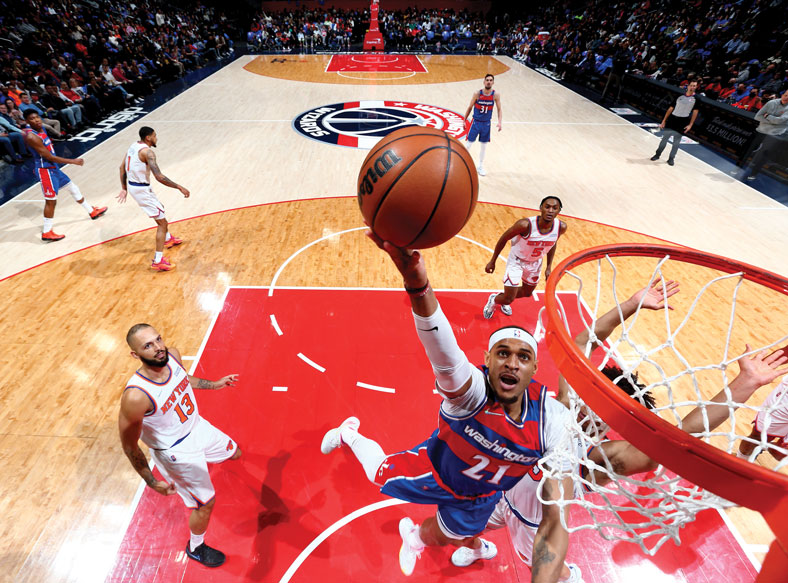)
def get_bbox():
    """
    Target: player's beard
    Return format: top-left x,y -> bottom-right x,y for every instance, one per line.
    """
140,351 -> 169,368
